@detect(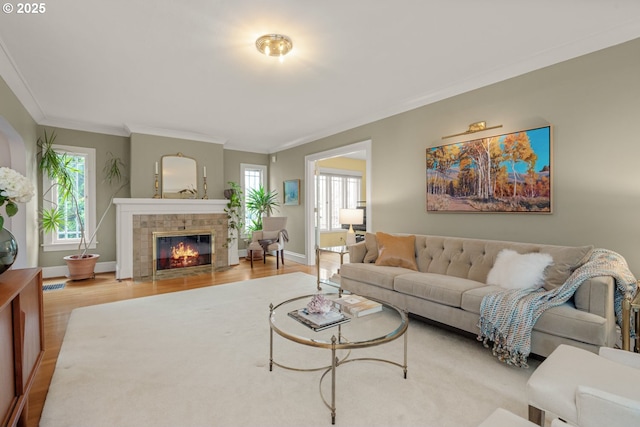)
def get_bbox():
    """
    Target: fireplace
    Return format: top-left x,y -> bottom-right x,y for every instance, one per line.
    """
153,229 -> 215,279
113,198 -> 230,280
